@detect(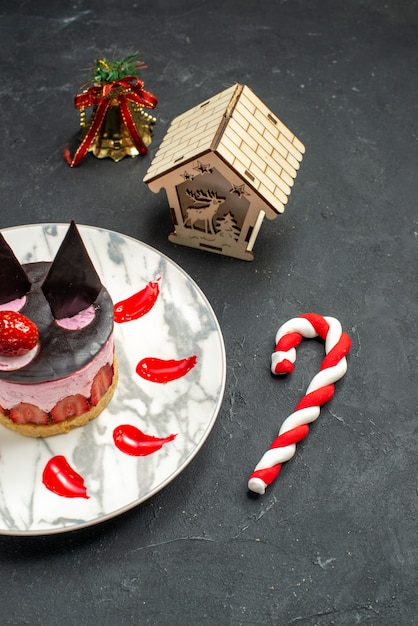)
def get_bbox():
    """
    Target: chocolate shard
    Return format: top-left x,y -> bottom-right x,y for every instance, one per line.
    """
0,230 -> 31,304
41,221 -> 103,319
